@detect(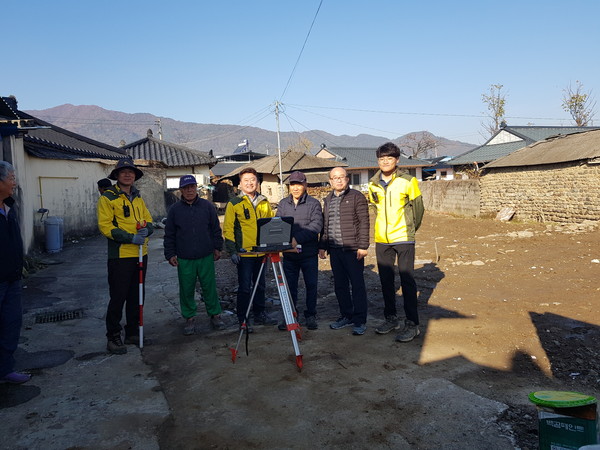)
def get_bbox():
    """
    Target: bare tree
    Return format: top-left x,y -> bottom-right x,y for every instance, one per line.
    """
286,137 -> 313,153
399,132 -> 440,159
562,80 -> 596,126
481,84 -> 507,138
